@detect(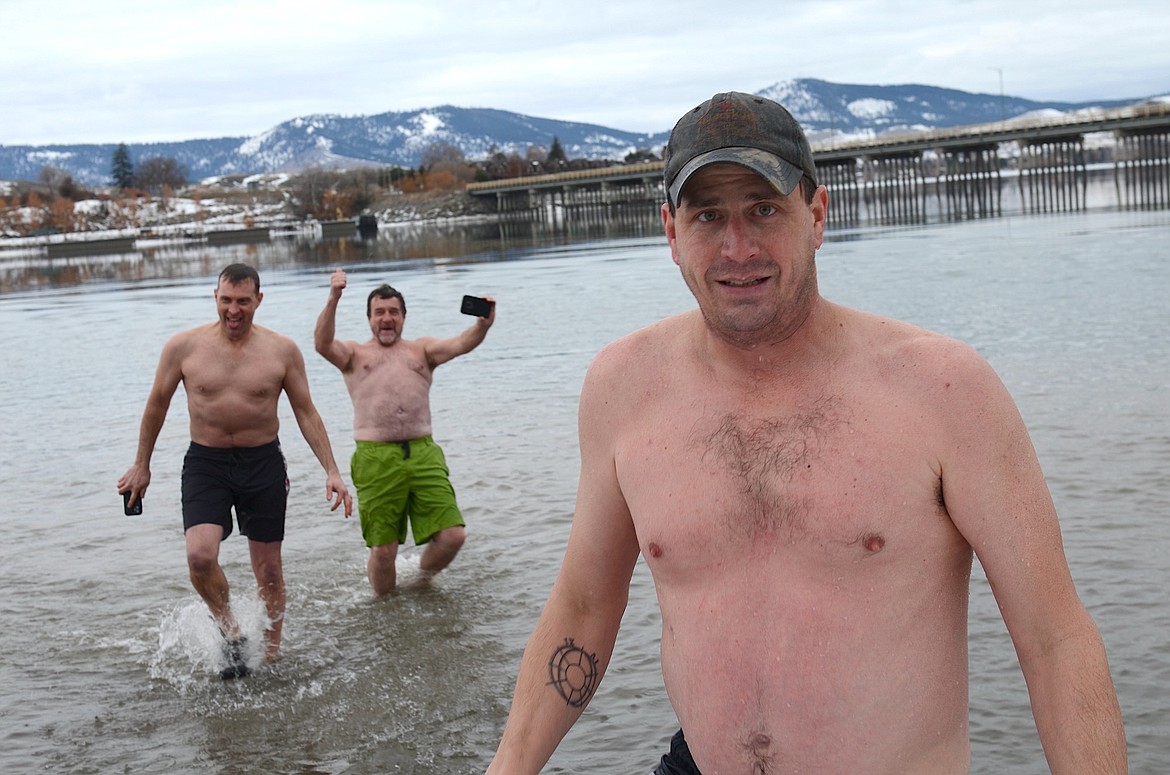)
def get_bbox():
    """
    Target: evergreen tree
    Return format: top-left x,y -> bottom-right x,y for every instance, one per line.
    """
111,143 -> 134,189
547,136 -> 567,166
